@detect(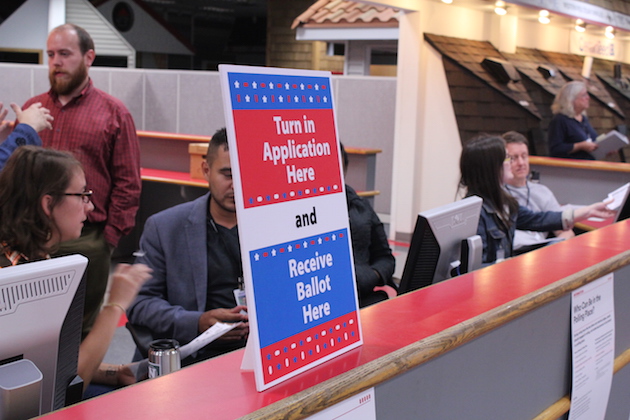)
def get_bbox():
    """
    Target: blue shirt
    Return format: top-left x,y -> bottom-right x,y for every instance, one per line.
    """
547,113 -> 596,160
477,200 -> 563,264
0,124 -> 42,170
